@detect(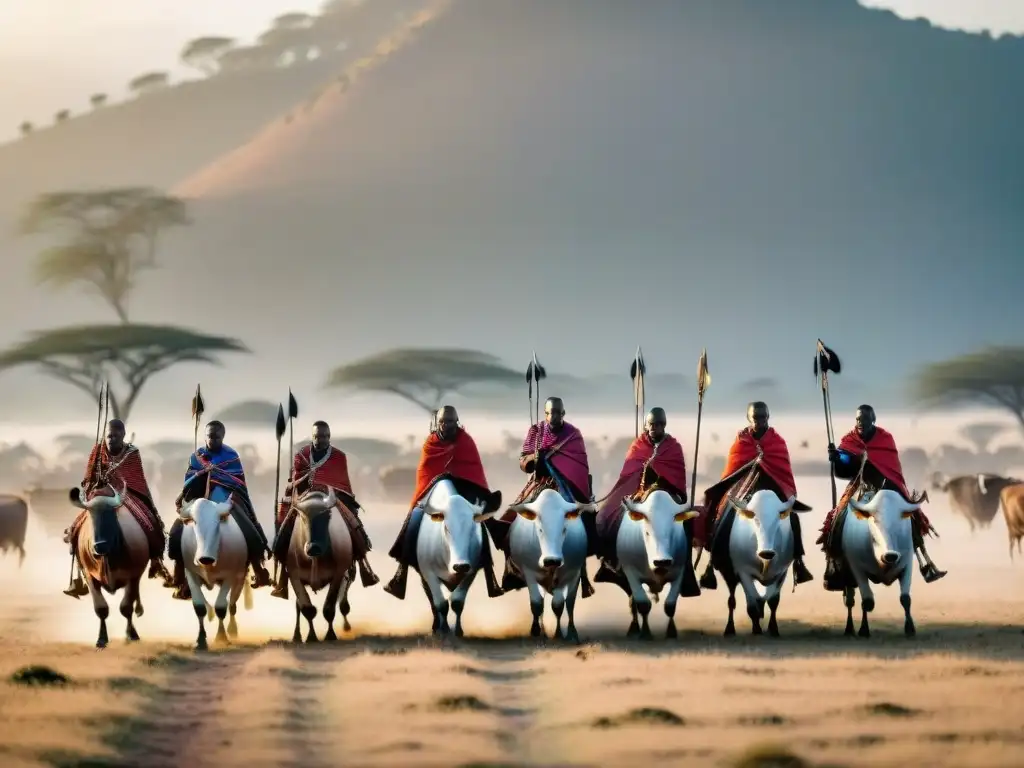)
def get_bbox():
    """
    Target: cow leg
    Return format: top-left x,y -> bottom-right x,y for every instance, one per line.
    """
564,570 -> 583,644
227,577 -> 244,639
288,572 -> 318,642
854,572 -> 874,638
338,571 -> 353,632
213,581 -> 232,645
724,575 -> 739,637
664,565 -> 687,640
623,568 -> 653,640
737,572 -> 764,636
322,574 -> 346,642
185,569 -> 209,651
87,577 -> 110,649
765,574 -> 785,638
423,571 -> 450,635
843,586 -> 856,636
419,576 -> 440,633
120,578 -> 141,642
450,570 -> 478,638
551,580 -> 567,641
525,574 -> 545,639
900,567 -> 915,637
